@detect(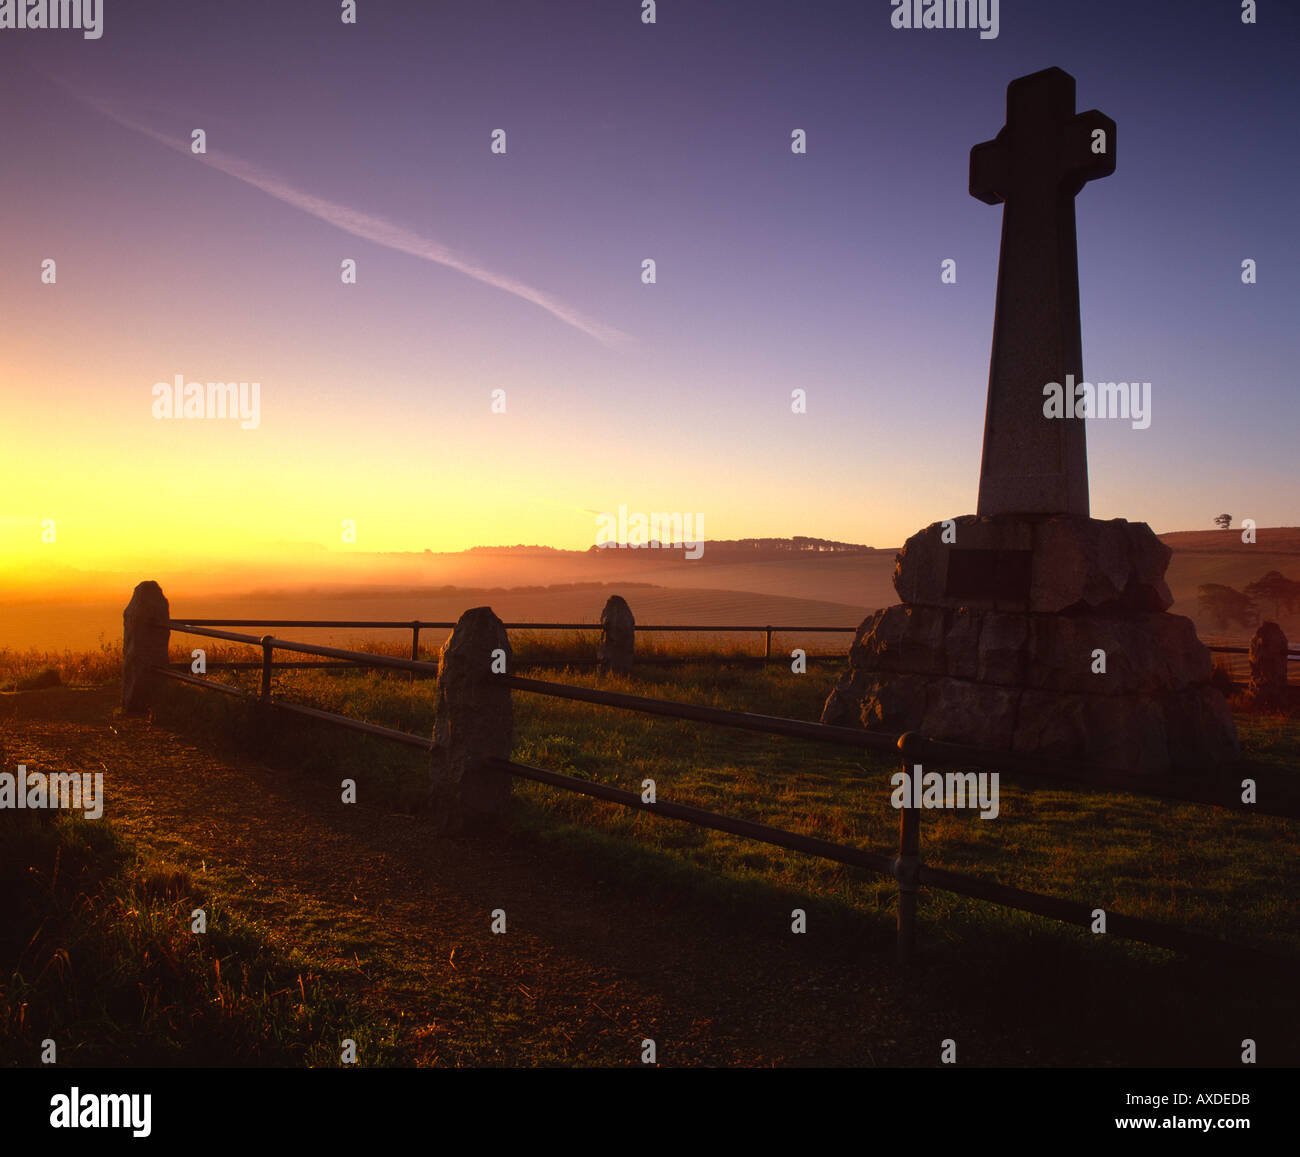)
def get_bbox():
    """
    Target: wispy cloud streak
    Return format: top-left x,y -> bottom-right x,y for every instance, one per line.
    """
65,84 -> 629,346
